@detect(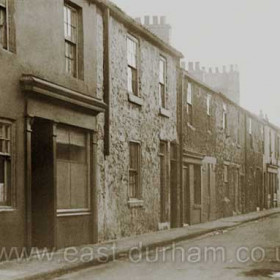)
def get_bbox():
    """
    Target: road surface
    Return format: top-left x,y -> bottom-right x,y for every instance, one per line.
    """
52,214 -> 280,280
